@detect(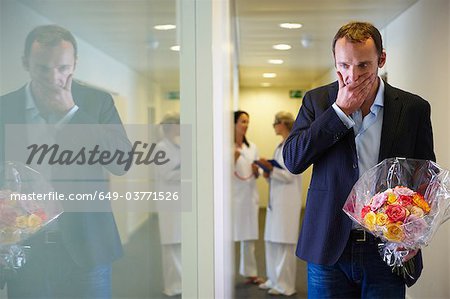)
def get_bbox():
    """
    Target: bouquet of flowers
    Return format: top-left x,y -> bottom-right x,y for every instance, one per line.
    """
0,162 -> 63,270
343,158 -> 450,279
